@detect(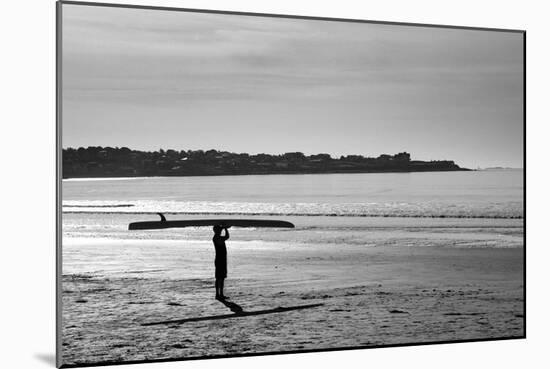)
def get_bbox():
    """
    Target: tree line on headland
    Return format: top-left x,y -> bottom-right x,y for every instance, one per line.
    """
62,147 -> 469,179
